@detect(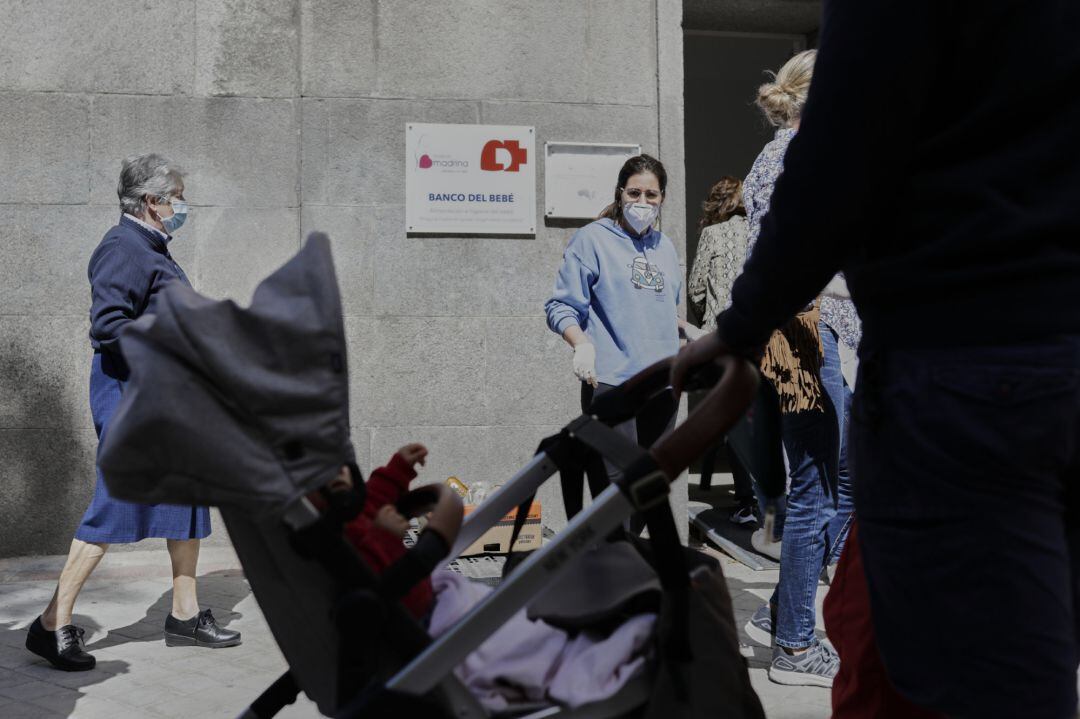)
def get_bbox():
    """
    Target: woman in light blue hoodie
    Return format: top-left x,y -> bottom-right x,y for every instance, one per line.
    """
545,154 -> 683,478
